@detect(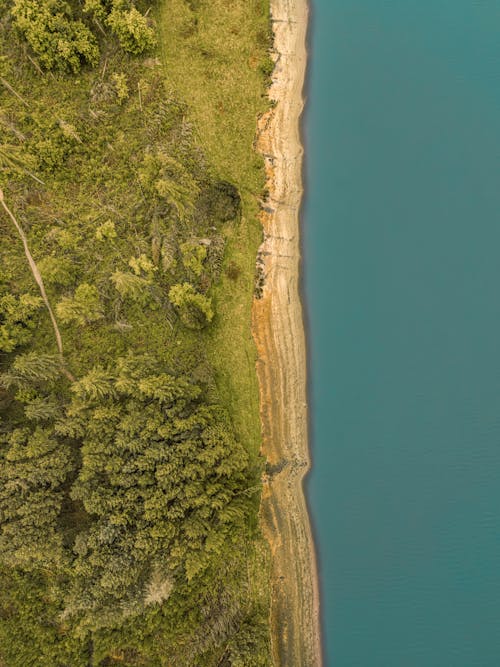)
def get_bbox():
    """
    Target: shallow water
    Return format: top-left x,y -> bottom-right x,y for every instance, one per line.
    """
303,1 -> 500,665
